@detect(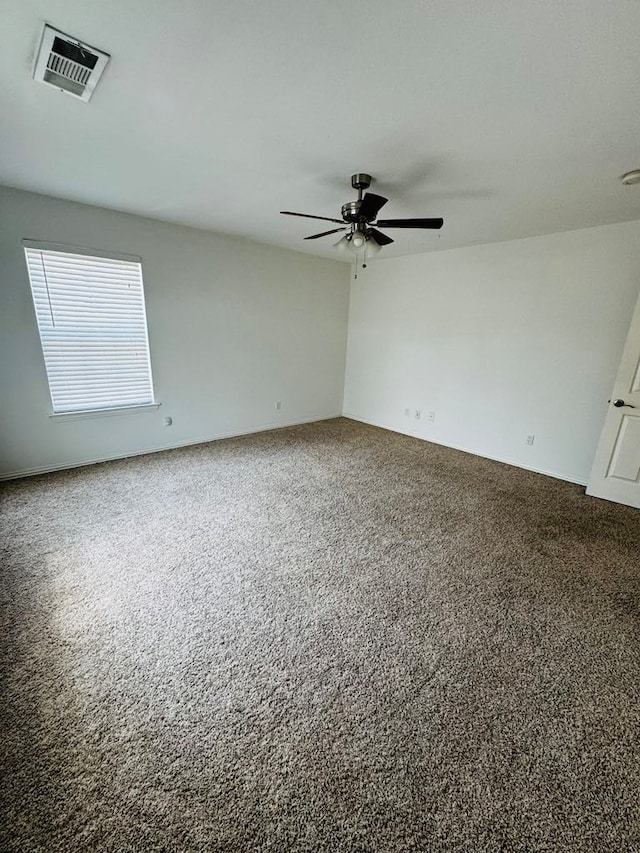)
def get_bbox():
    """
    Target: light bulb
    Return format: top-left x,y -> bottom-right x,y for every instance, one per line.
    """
350,231 -> 366,250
